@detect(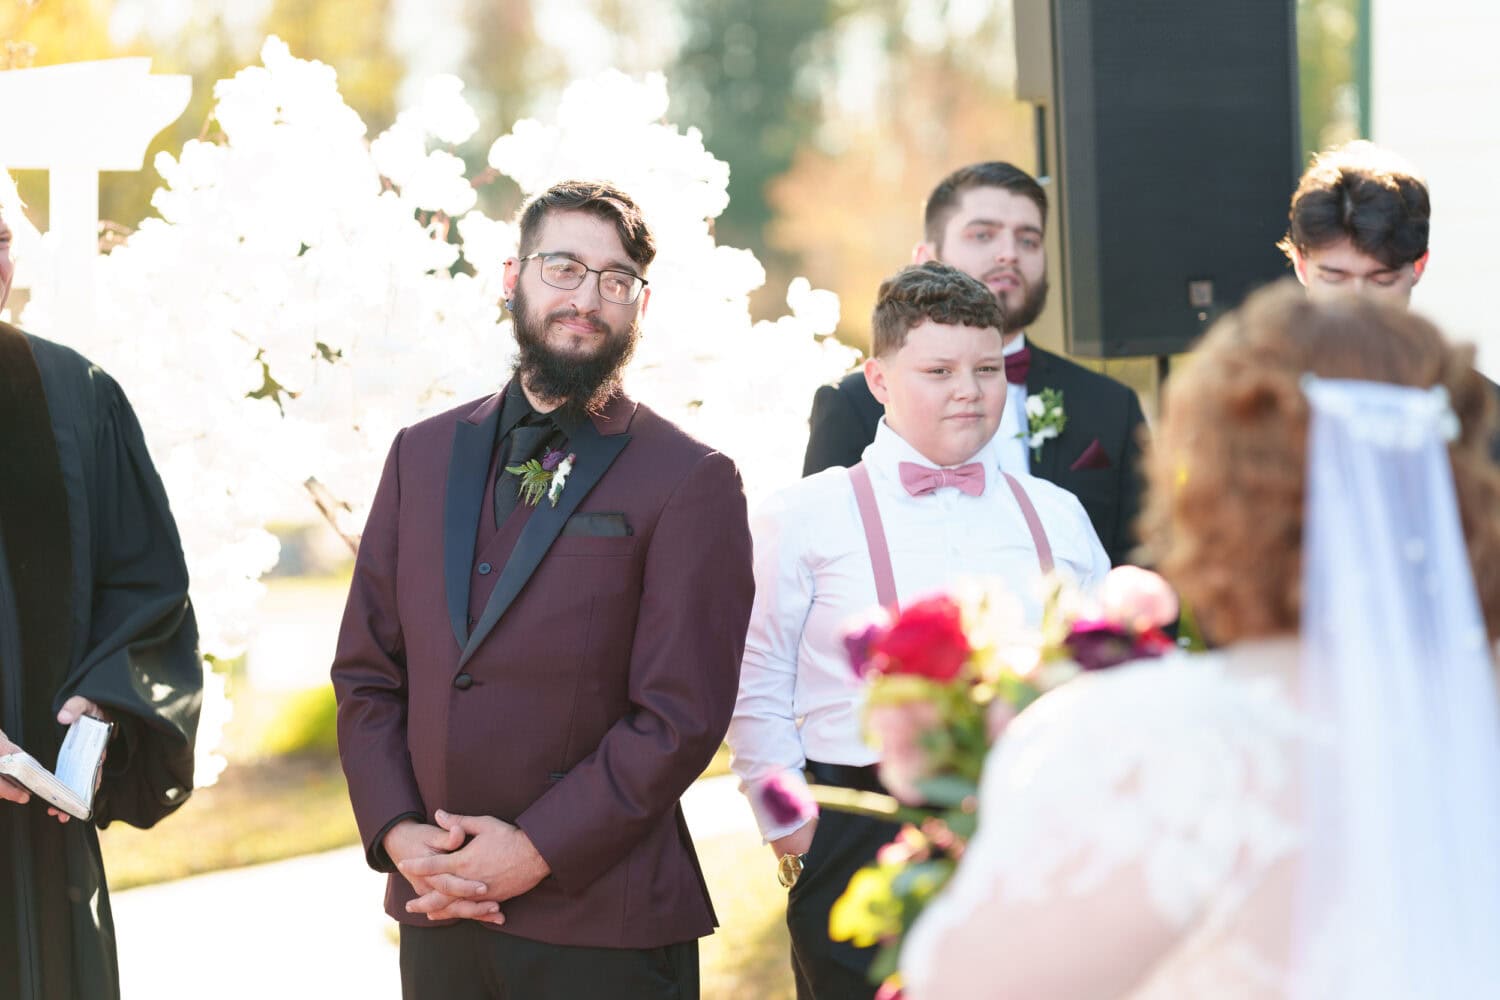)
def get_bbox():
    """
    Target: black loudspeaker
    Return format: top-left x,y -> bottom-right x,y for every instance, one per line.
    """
1016,0 -> 1300,358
